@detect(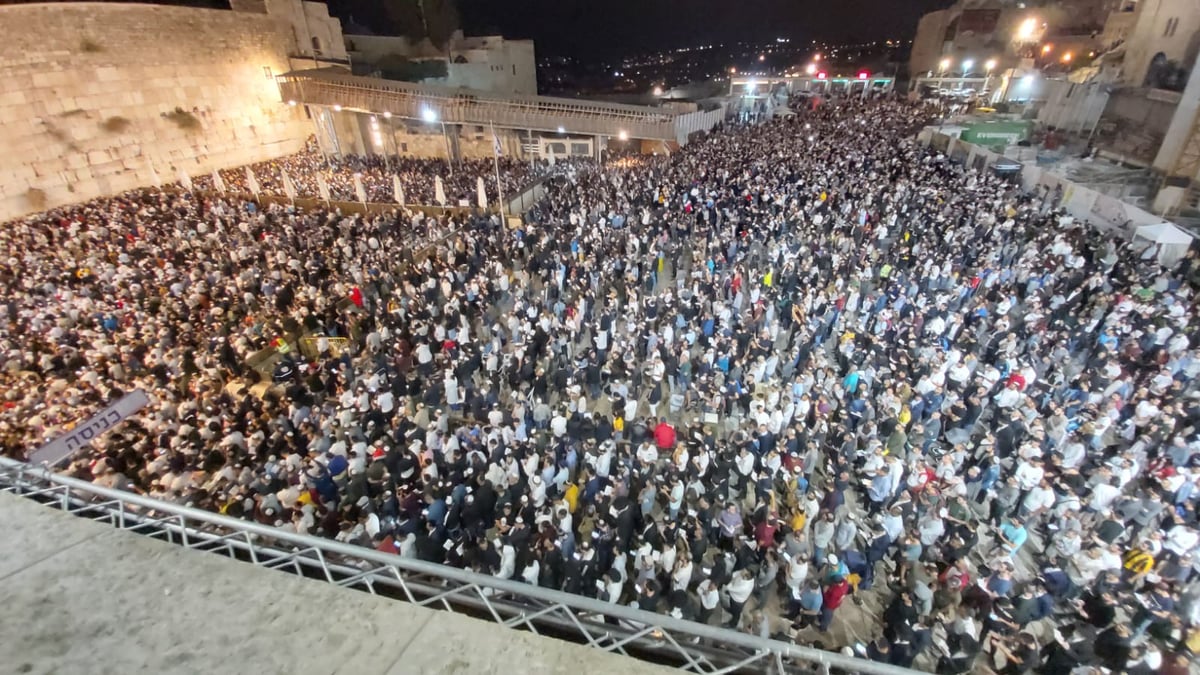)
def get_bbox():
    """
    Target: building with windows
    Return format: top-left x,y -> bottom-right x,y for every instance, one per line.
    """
345,30 -> 537,96
909,0 -> 1200,220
